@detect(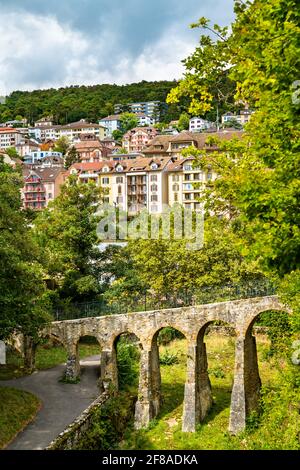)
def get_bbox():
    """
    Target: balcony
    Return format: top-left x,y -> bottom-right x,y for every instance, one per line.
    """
25,187 -> 46,193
